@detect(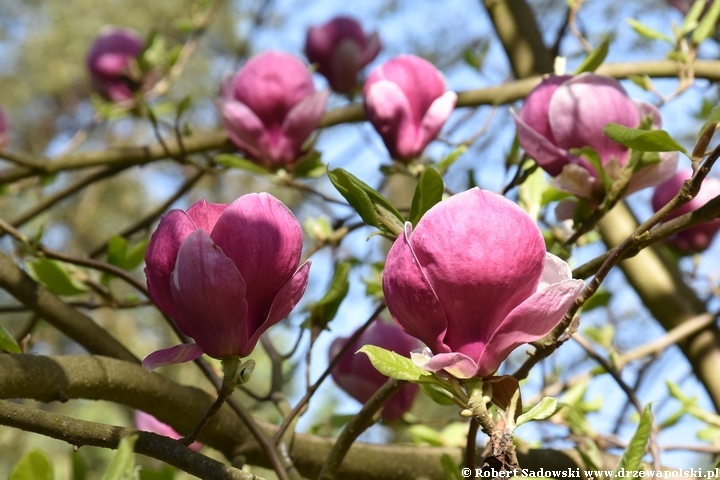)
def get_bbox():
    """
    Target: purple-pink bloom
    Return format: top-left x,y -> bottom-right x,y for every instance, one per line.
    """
142,194 -> 310,370
363,55 -> 457,162
305,16 -> 381,94
382,188 -> 584,379
134,410 -> 202,451
86,27 -> 144,103
513,74 -> 677,199
652,169 -> 720,252
330,320 -> 420,421
217,51 -> 329,169
0,108 -> 9,149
